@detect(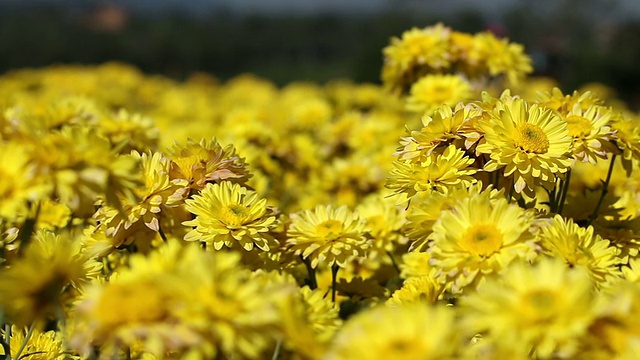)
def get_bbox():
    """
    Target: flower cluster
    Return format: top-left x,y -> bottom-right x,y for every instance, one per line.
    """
2,24 -> 640,360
